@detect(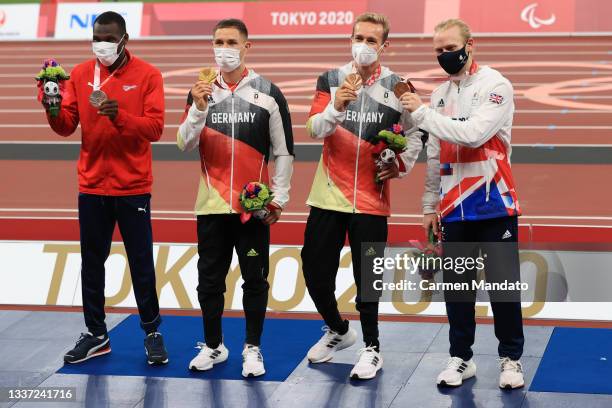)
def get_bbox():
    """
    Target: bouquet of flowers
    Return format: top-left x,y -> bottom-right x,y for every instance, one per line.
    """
35,59 -> 70,117
372,124 -> 407,183
410,226 -> 443,280
239,182 -> 274,223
